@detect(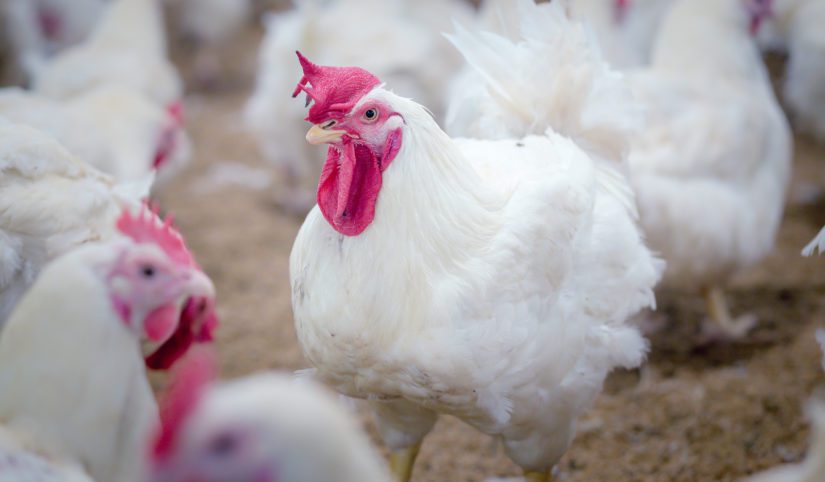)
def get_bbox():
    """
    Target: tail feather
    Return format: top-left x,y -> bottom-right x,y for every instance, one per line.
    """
446,0 -> 641,165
